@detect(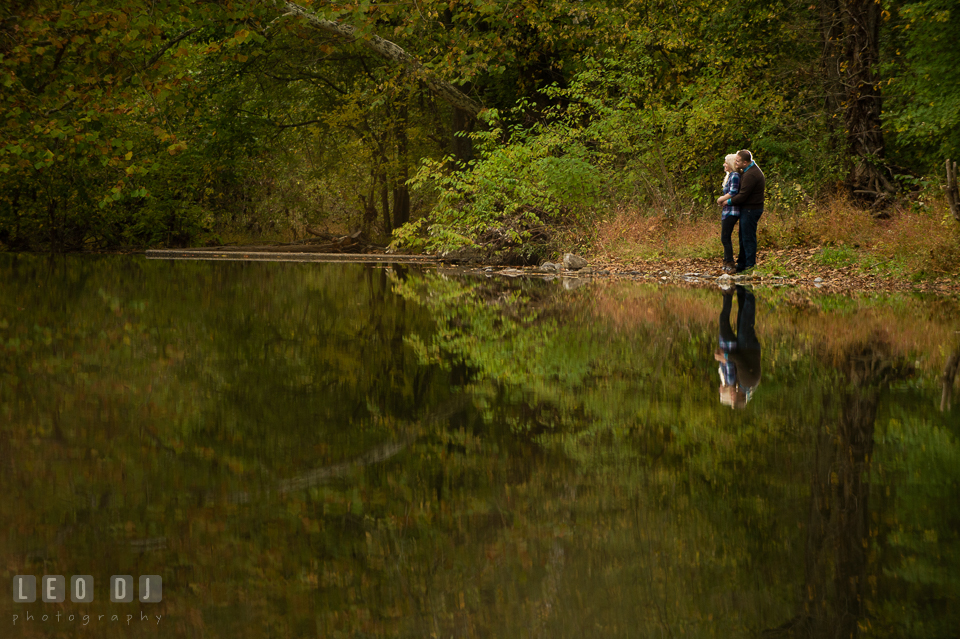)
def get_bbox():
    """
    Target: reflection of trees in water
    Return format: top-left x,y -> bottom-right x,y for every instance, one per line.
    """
765,340 -> 913,639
